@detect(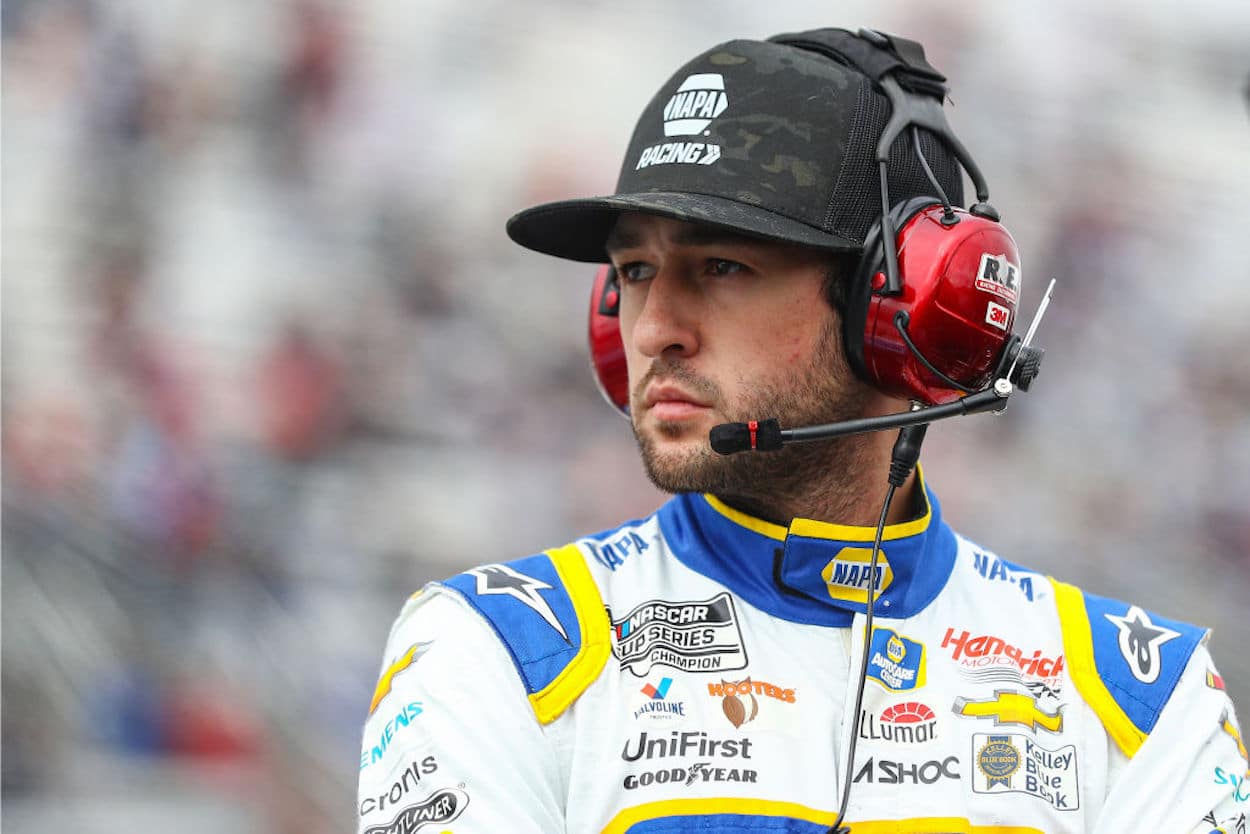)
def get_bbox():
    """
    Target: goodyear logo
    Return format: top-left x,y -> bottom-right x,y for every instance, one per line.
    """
952,690 -> 1063,733
820,547 -> 894,605
867,628 -> 926,692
